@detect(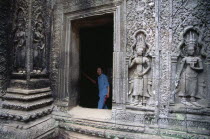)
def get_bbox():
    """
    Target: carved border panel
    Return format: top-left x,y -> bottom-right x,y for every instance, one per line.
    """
0,1 -> 10,99
51,2 -> 63,100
